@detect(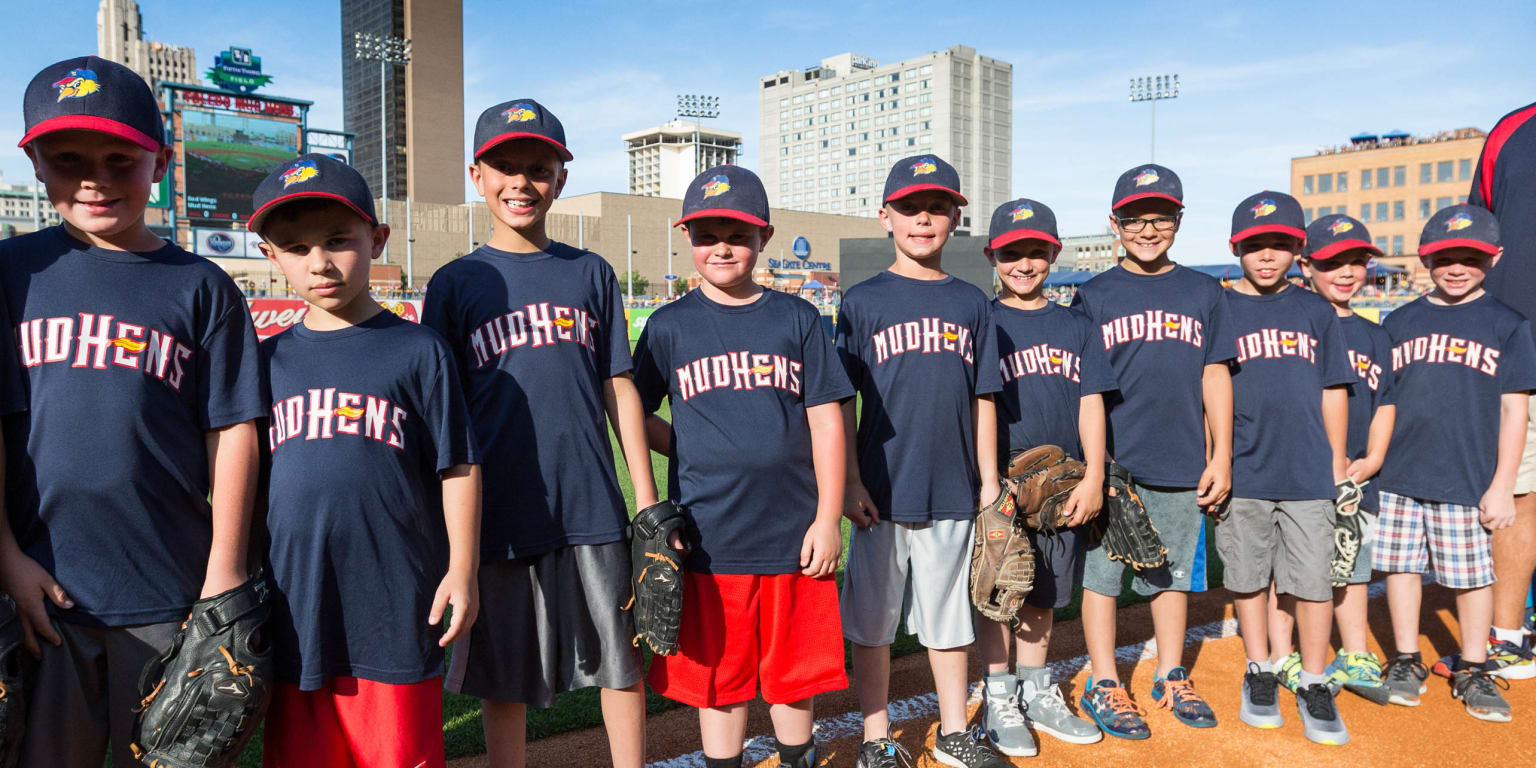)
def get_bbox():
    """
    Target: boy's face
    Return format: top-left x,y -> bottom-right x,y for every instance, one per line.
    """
987,239 -> 1058,299
684,217 -> 771,292
469,139 -> 567,234
1301,249 -> 1371,305
879,191 -> 960,261
1109,198 -> 1181,265
258,201 -> 387,313
1424,246 -> 1497,300
1231,232 -> 1302,292
26,130 -> 171,241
